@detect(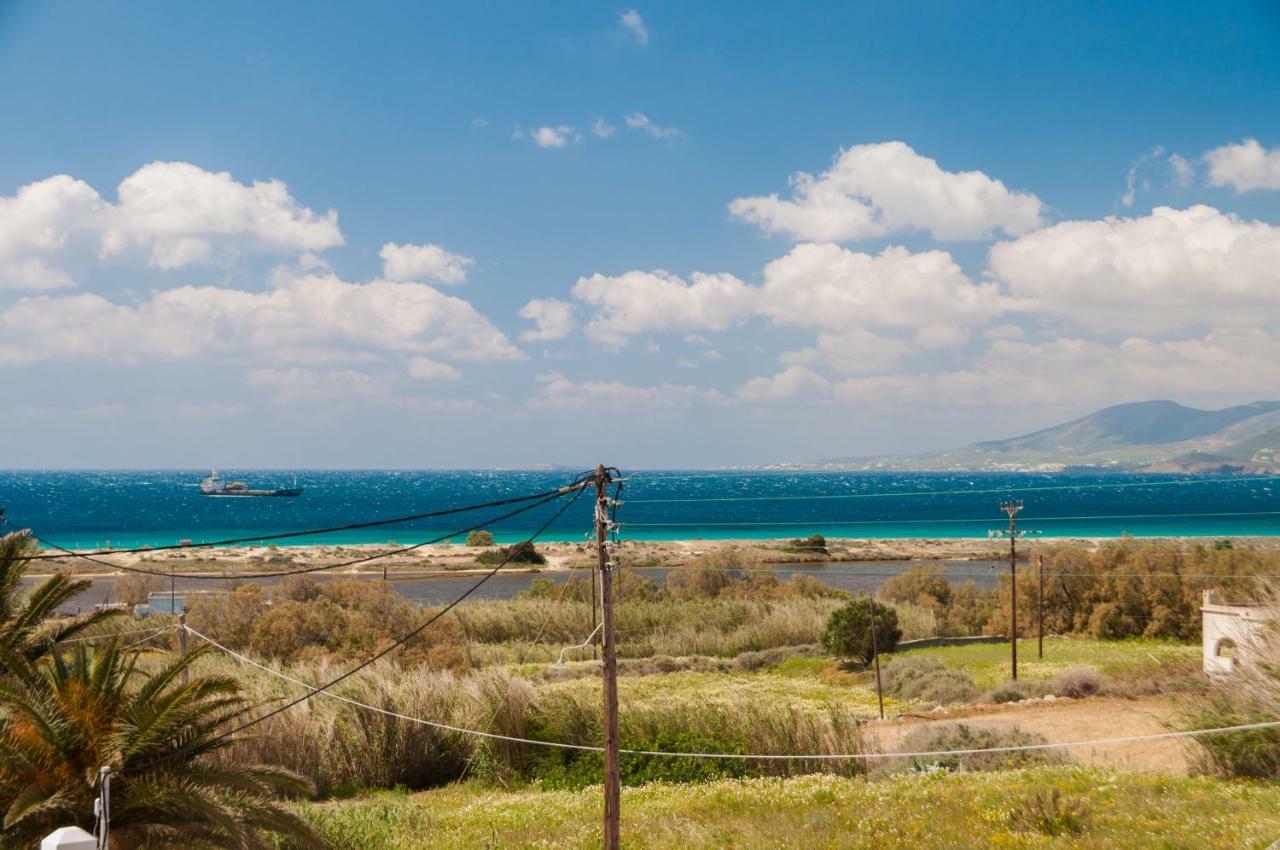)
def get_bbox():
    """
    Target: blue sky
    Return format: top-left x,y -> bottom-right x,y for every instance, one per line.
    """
2,1 -> 1279,468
